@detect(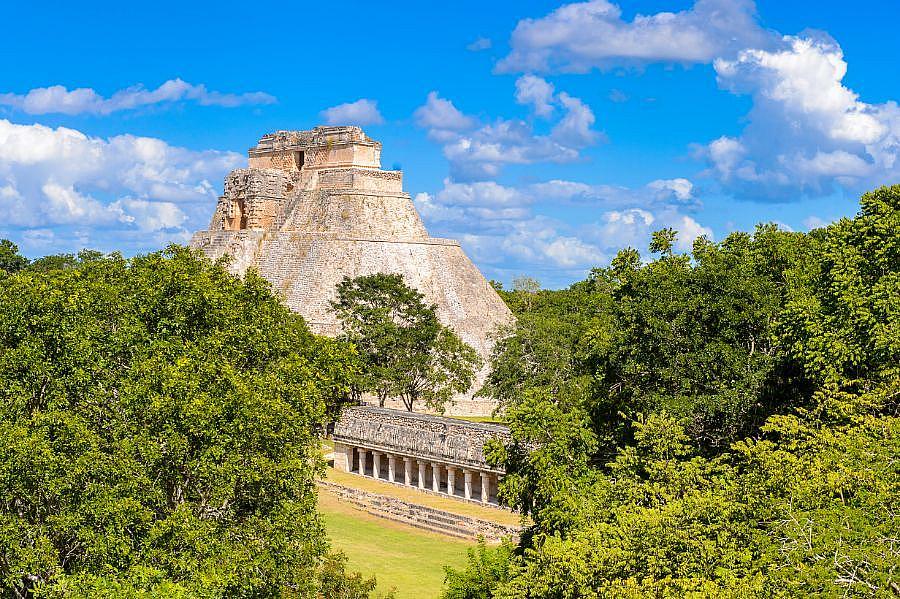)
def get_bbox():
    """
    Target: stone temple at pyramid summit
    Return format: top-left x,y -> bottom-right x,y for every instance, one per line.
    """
190,126 -> 513,415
